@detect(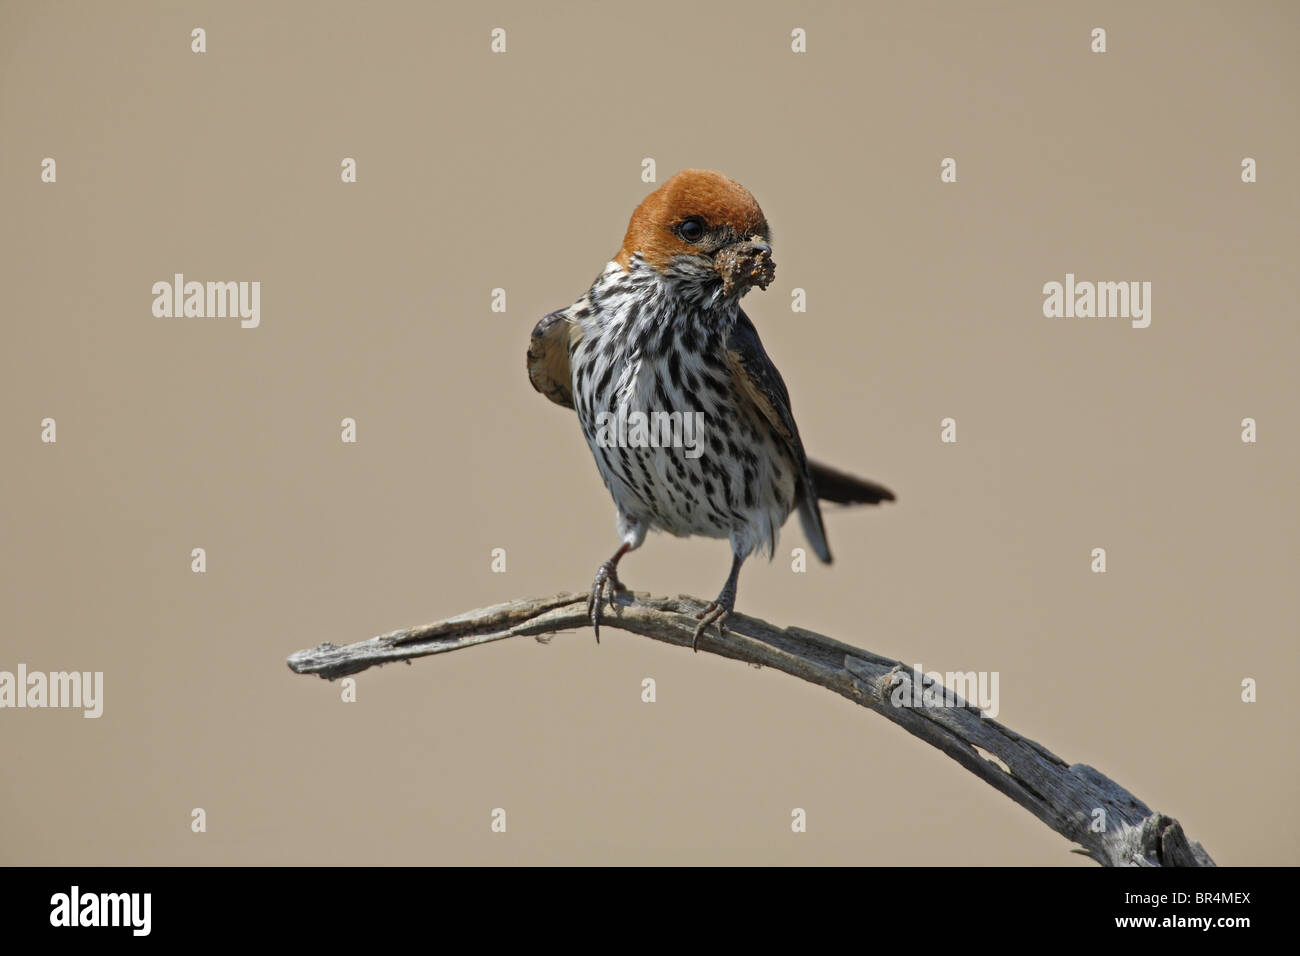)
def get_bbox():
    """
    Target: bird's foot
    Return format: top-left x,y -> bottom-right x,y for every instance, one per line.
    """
692,592 -> 735,653
587,561 -> 627,642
